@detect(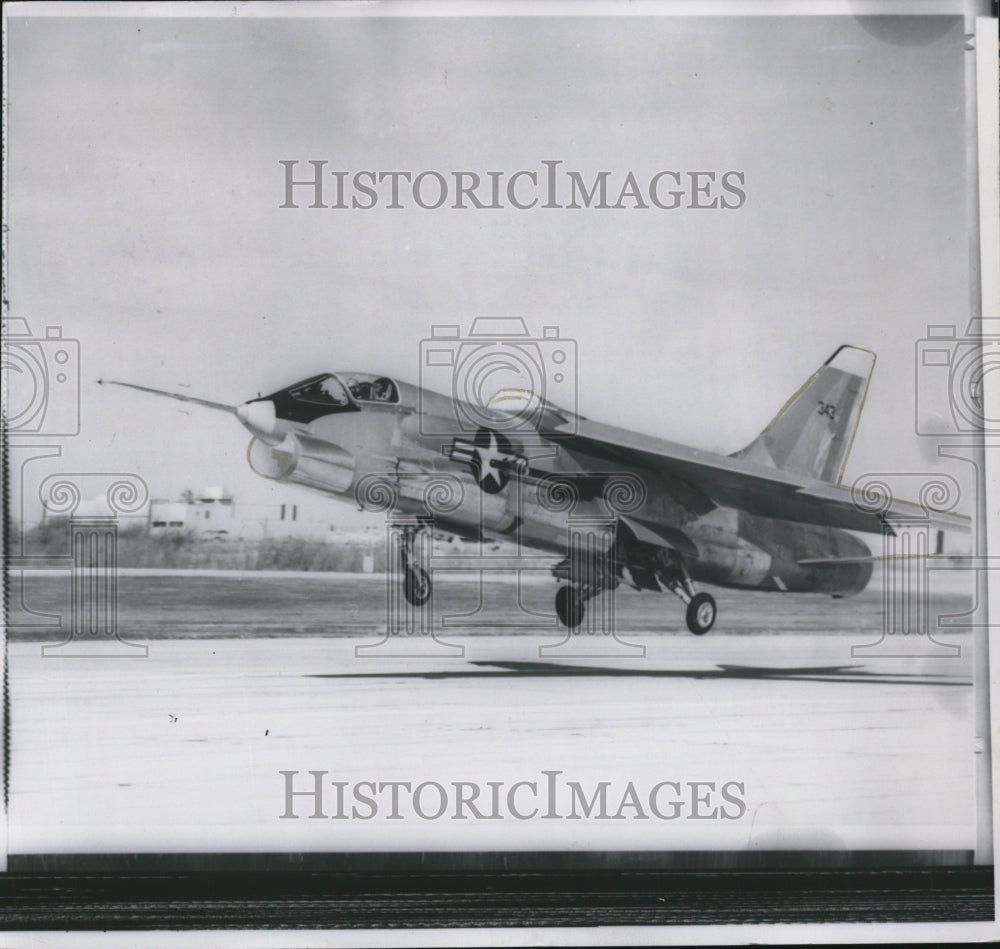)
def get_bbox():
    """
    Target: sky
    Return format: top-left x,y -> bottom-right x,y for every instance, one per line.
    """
4,7 -> 978,529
